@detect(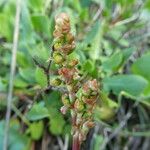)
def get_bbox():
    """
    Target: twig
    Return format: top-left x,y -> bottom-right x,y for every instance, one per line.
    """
100,100 -> 139,150
46,45 -> 54,86
33,45 -> 54,87
28,85 -> 67,111
101,112 -> 132,150
3,0 -> 21,149
33,57 -> 47,71
11,104 -> 30,126
93,4 -> 103,22
104,35 -> 128,49
113,14 -> 139,27
57,136 -> 64,150
41,131 -> 49,150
